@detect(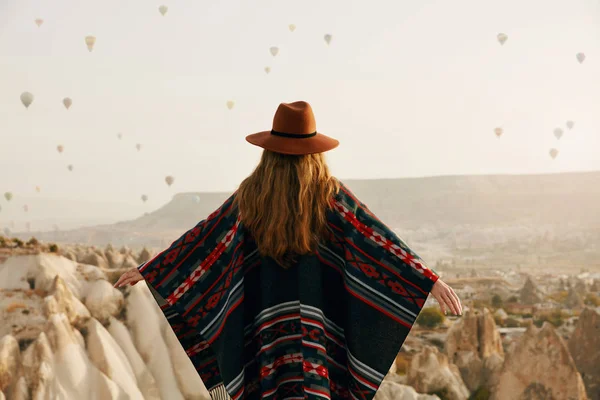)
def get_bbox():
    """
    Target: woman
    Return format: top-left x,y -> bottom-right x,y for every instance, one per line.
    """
115,101 -> 462,400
